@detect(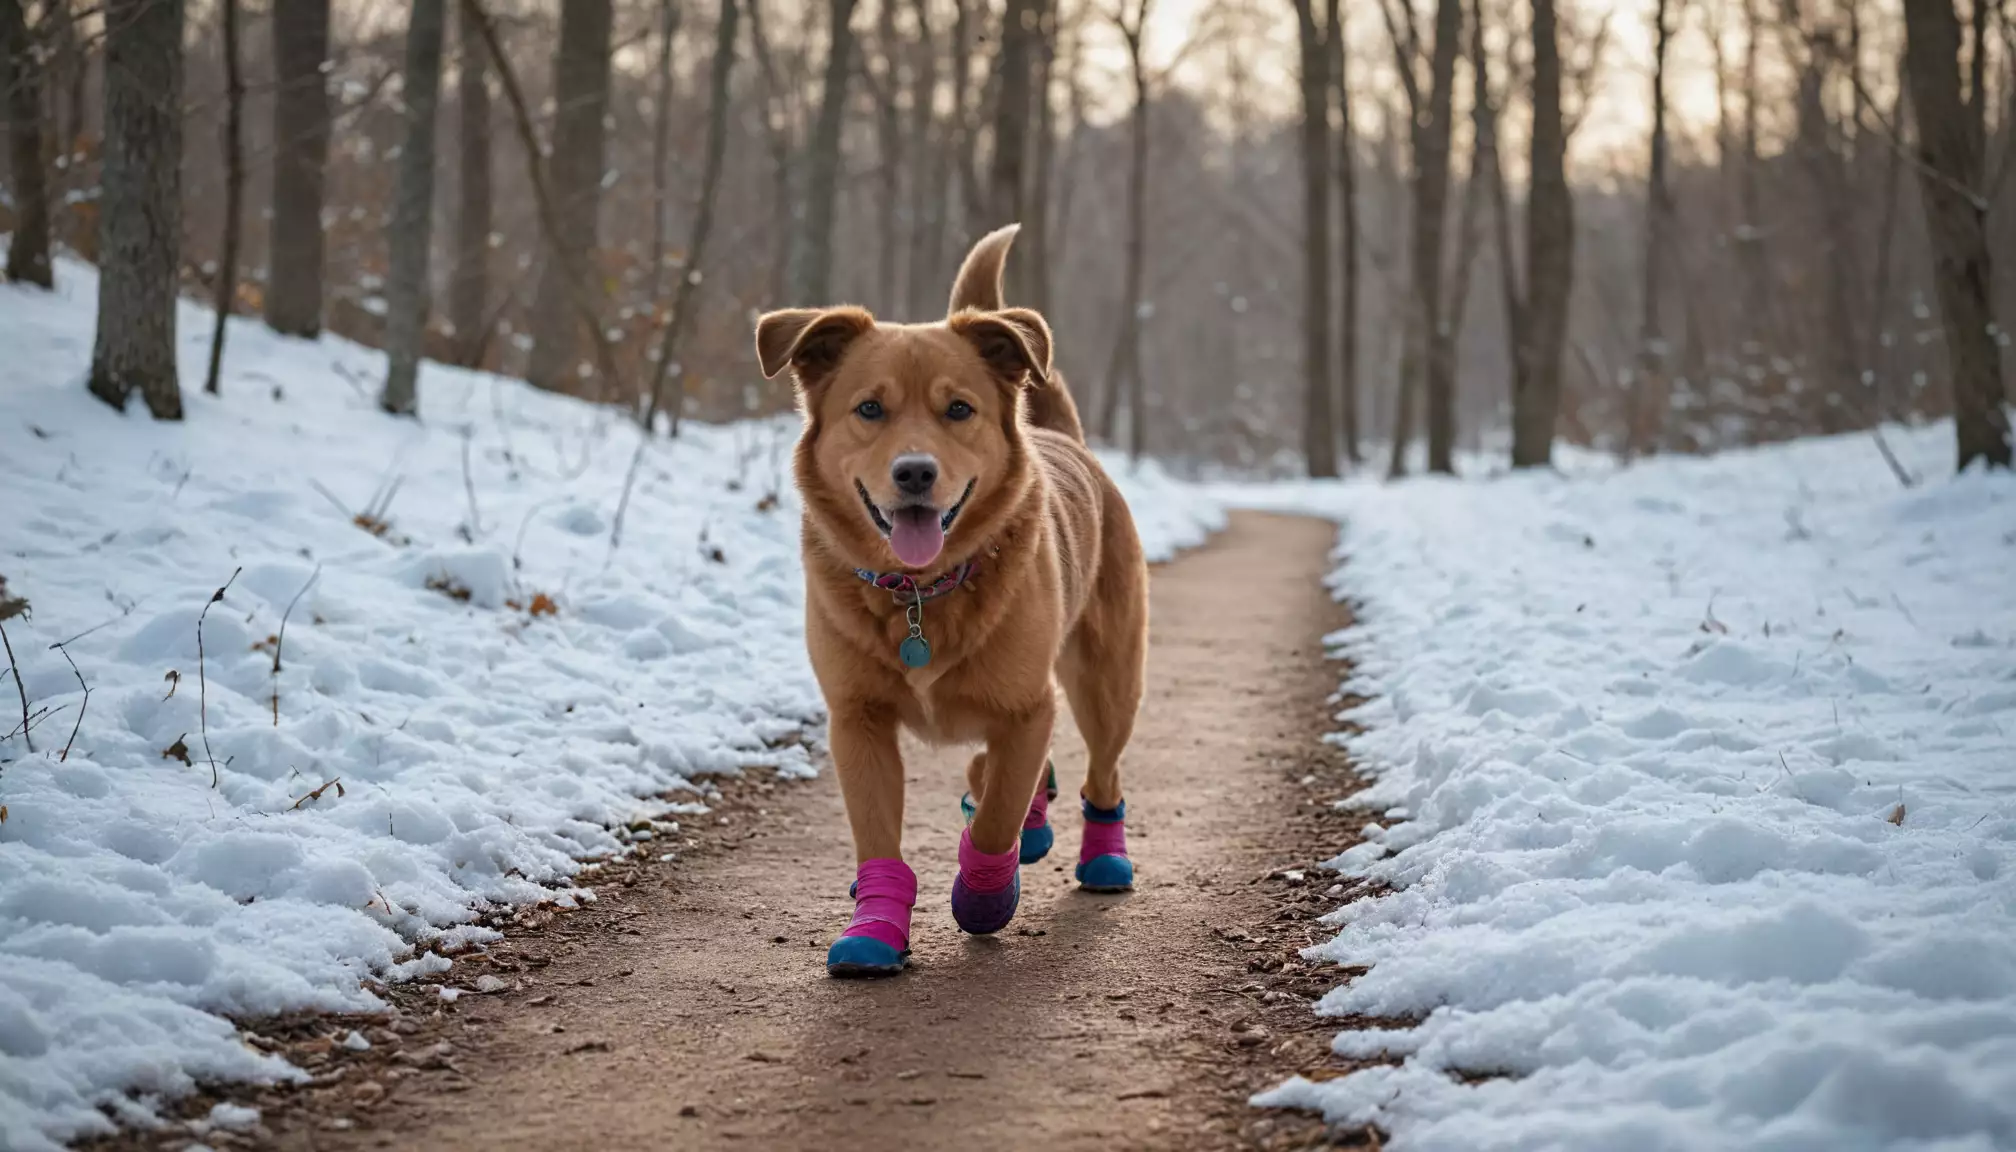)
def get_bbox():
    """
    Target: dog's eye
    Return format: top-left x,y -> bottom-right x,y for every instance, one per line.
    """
945,400 -> 974,422
854,400 -> 884,421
